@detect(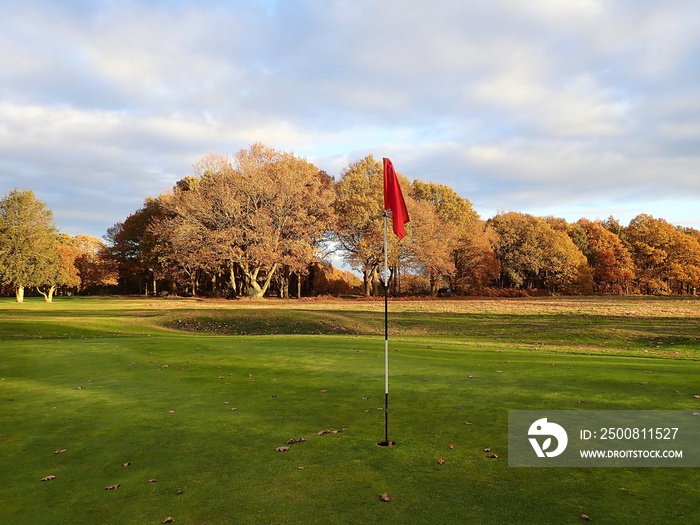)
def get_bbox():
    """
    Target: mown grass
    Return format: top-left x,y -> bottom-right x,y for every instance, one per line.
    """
0,296 -> 699,524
